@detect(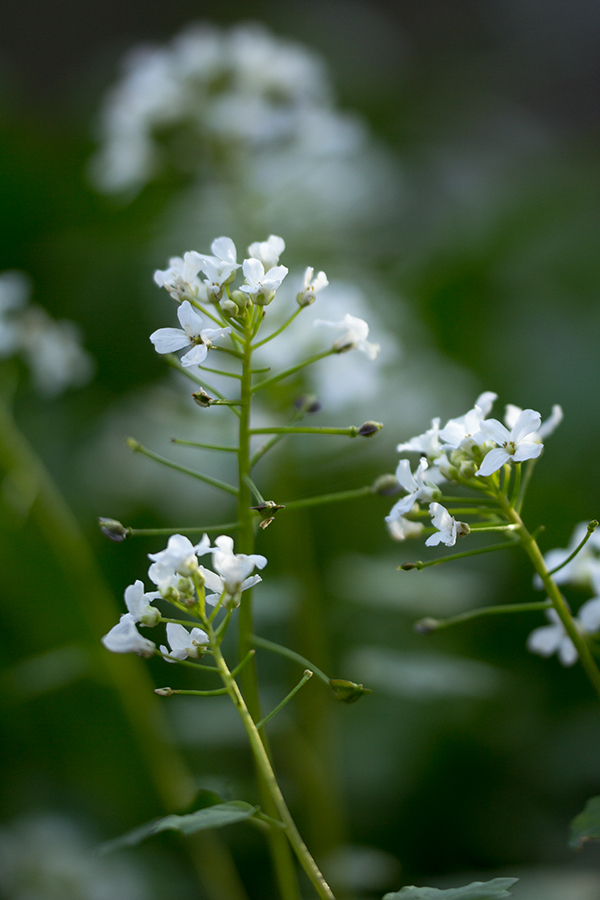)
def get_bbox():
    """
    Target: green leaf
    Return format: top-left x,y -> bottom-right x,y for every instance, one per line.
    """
100,802 -> 258,854
569,795 -> 600,849
383,878 -> 519,899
